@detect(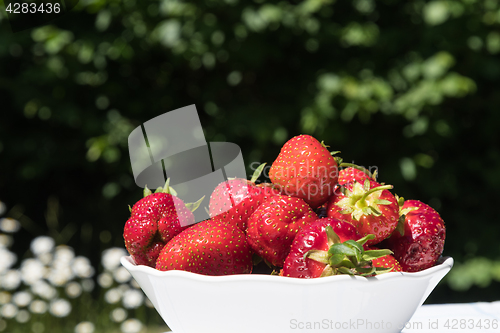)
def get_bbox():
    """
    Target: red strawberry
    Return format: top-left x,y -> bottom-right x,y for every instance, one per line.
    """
338,164 -> 377,185
384,200 -> 445,272
282,218 -> 361,278
246,195 -> 318,267
370,249 -> 403,272
209,164 -> 279,231
269,135 -> 339,209
124,184 -> 197,267
156,218 -> 253,275
326,179 -> 399,245
283,218 -> 395,278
